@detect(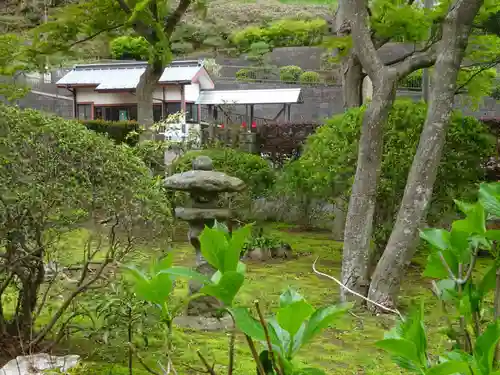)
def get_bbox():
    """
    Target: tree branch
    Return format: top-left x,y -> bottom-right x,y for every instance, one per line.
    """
164,0 -> 192,38
454,61 -> 499,94
349,0 -> 384,80
394,44 -> 438,77
116,0 -> 132,13
68,24 -> 125,48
